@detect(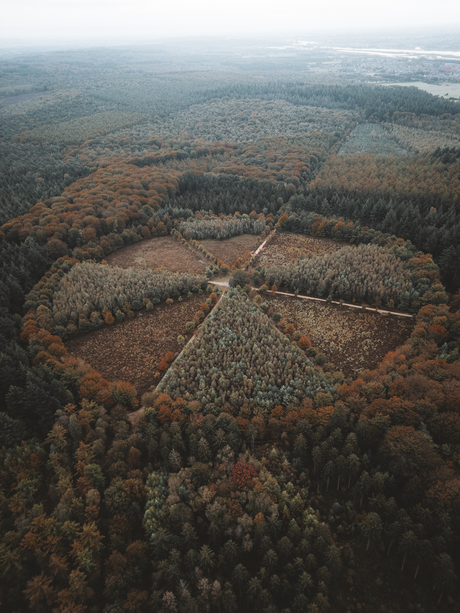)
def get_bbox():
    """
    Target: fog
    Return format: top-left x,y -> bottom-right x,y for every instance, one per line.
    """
2,0 -> 460,45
